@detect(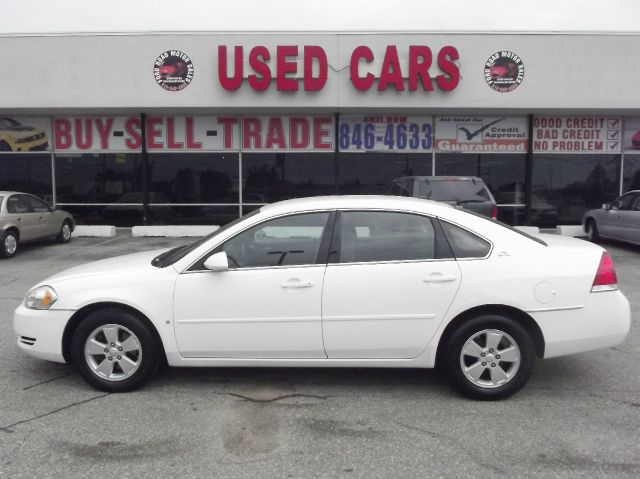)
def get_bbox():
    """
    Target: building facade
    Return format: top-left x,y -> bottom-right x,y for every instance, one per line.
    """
1,32 -> 640,226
